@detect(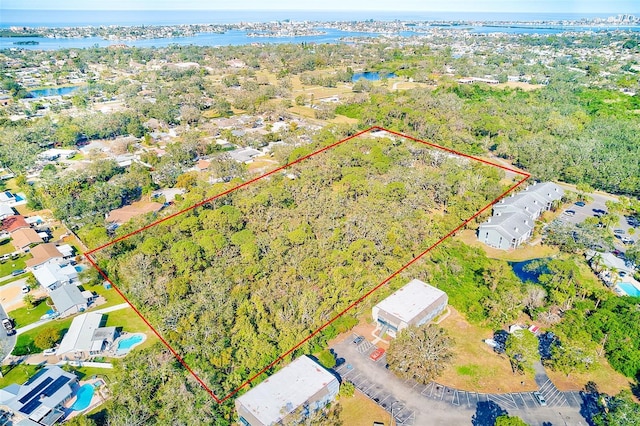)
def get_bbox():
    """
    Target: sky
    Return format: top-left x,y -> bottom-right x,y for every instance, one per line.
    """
2,0 -> 639,13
